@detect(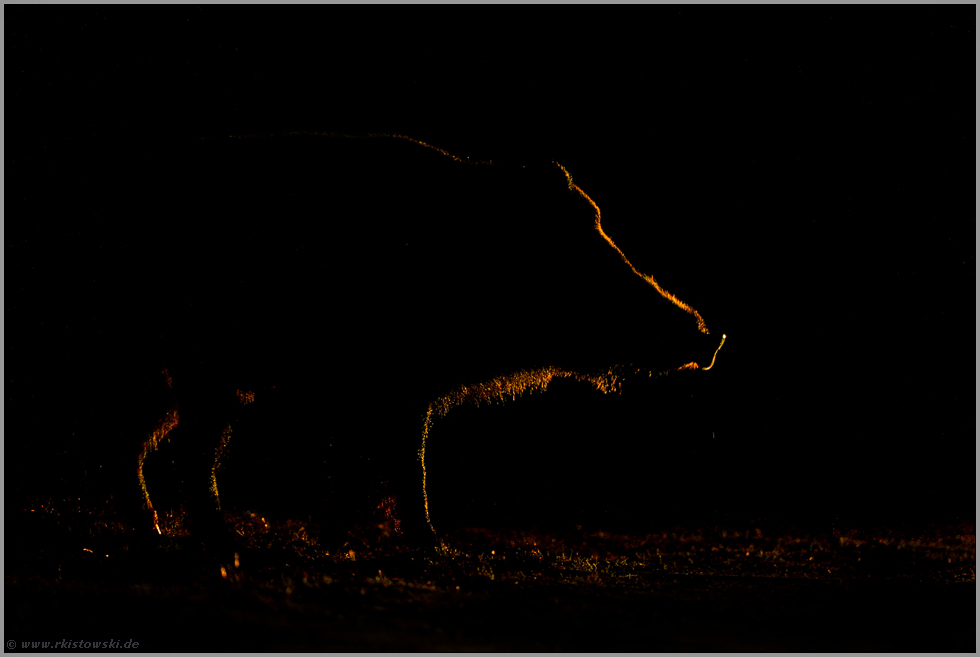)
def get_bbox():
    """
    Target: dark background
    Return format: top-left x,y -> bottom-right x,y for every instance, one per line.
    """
6,8 -> 975,536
